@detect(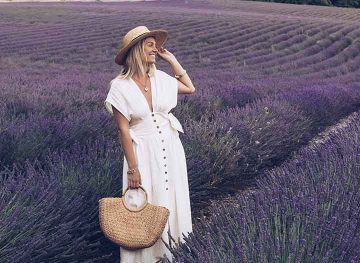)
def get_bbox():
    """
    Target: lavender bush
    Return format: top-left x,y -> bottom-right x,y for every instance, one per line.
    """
162,110 -> 360,262
0,137 -> 123,262
0,111 -> 114,167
